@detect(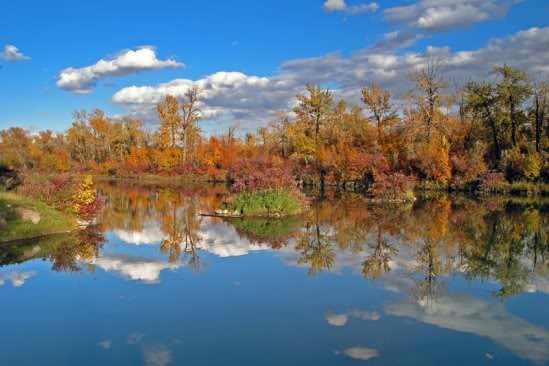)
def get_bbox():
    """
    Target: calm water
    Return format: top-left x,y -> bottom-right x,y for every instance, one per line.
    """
0,182 -> 548,366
